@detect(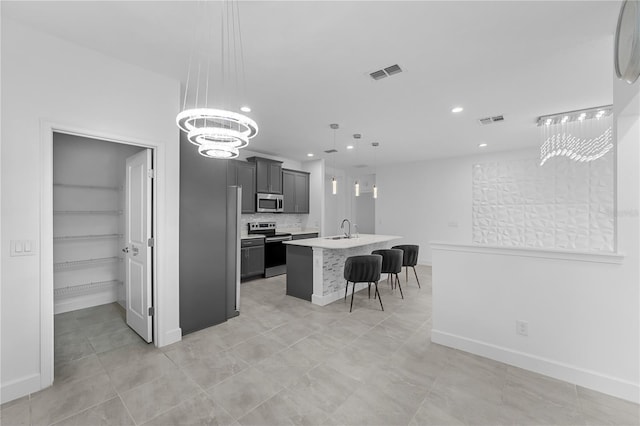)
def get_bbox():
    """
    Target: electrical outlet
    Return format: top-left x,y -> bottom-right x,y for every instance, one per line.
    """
516,320 -> 529,336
